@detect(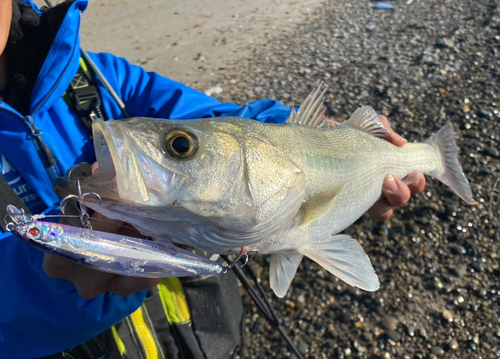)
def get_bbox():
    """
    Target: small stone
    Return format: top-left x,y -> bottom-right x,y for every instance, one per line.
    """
355,321 -> 363,329
471,261 -> 484,272
482,147 -> 499,158
452,264 -> 467,278
478,288 -> 487,297
406,324 -> 415,337
431,346 -> 444,355
297,339 -> 309,355
381,316 -> 399,331
477,108 -> 491,118
450,339 -> 459,350
438,88 -> 446,95
253,86 -> 263,95
429,202 -> 440,211
450,244 -> 467,255
442,309 -> 453,322
419,326 -> 429,339
433,277 -> 444,290
386,330 -> 401,342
